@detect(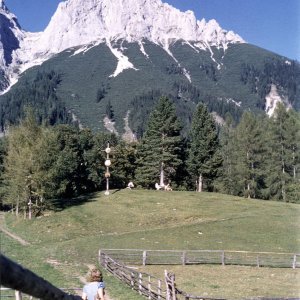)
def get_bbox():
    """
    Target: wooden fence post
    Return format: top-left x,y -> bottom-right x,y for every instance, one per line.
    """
165,270 -> 170,300
148,275 -> 151,299
158,279 -> 161,300
130,272 -> 135,289
15,290 -> 22,300
170,273 -> 176,300
182,251 -> 186,265
292,254 -> 297,269
256,256 -> 260,267
139,273 -> 143,295
143,250 -> 147,266
165,270 -> 176,300
221,251 -> 225,266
